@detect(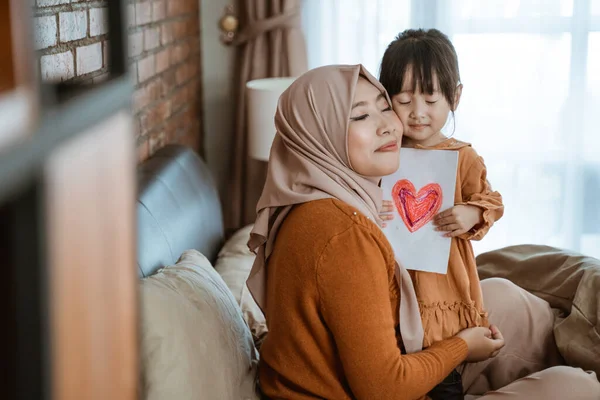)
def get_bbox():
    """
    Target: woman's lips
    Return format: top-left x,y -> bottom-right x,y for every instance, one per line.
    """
376,141 -> 399,152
